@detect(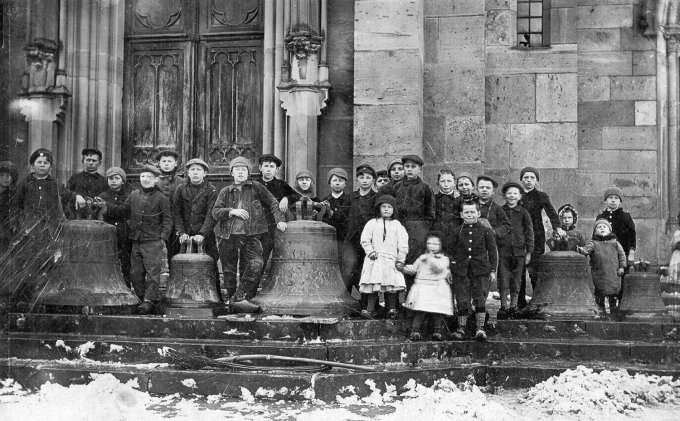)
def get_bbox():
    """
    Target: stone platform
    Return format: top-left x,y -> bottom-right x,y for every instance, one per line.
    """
2,313 -> 680,401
